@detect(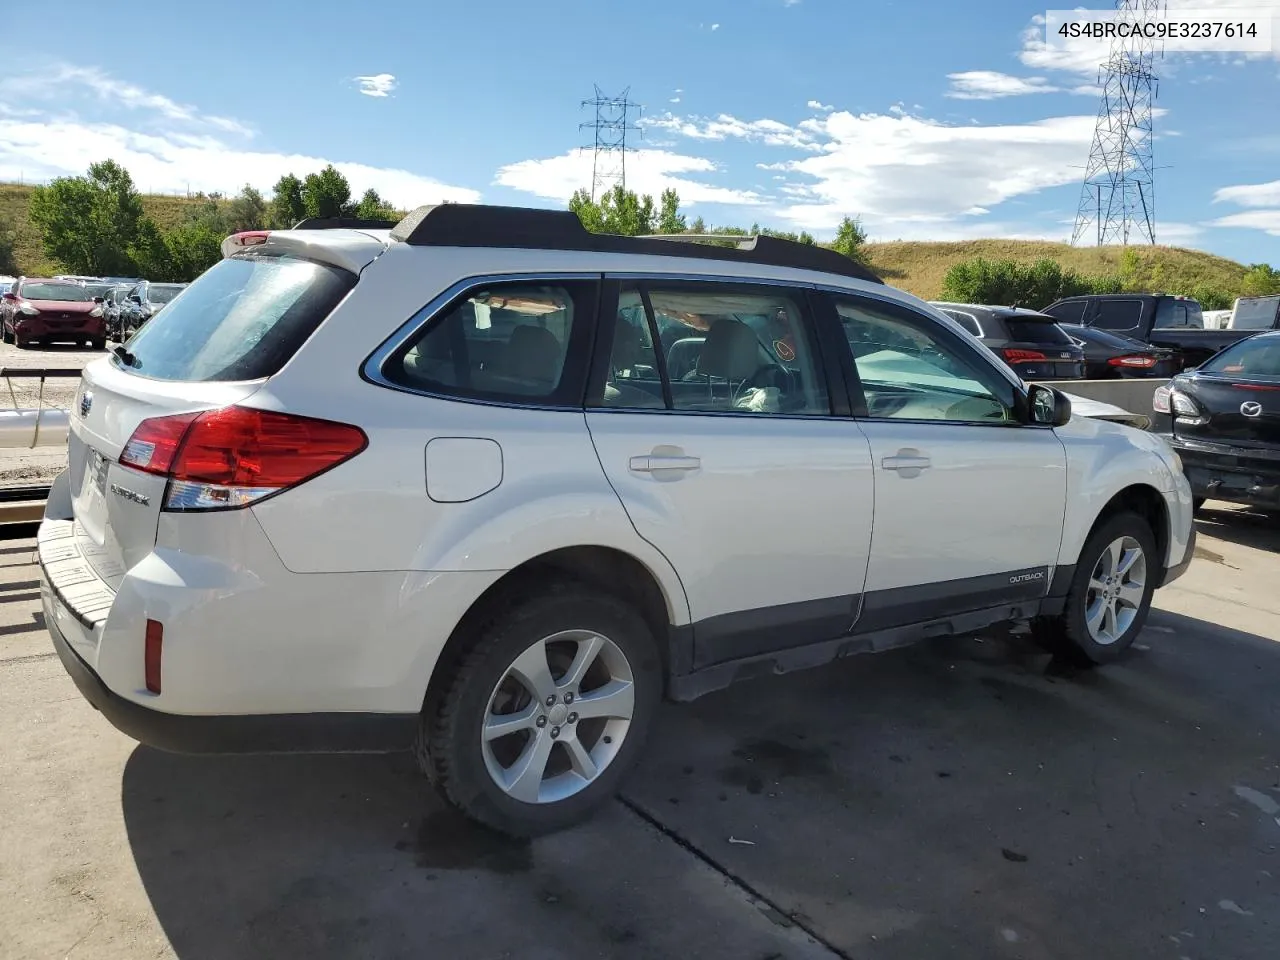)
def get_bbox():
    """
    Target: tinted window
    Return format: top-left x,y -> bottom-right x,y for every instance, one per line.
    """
20,282 -> 91,302
940,309 -> 983,337
1044,300 -> 1087,323
117,254 -> 355,382
1154,299 -> 1187,329
1065,324 -> 1146,350
1004,318 -> 1074,345
388,281 -> 589,404
835,296 -> 1015,423
1092,299 -> 1144,332
594,282 -> 829,416
149,285 -> 184,304
1201,337 -> 1280,381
